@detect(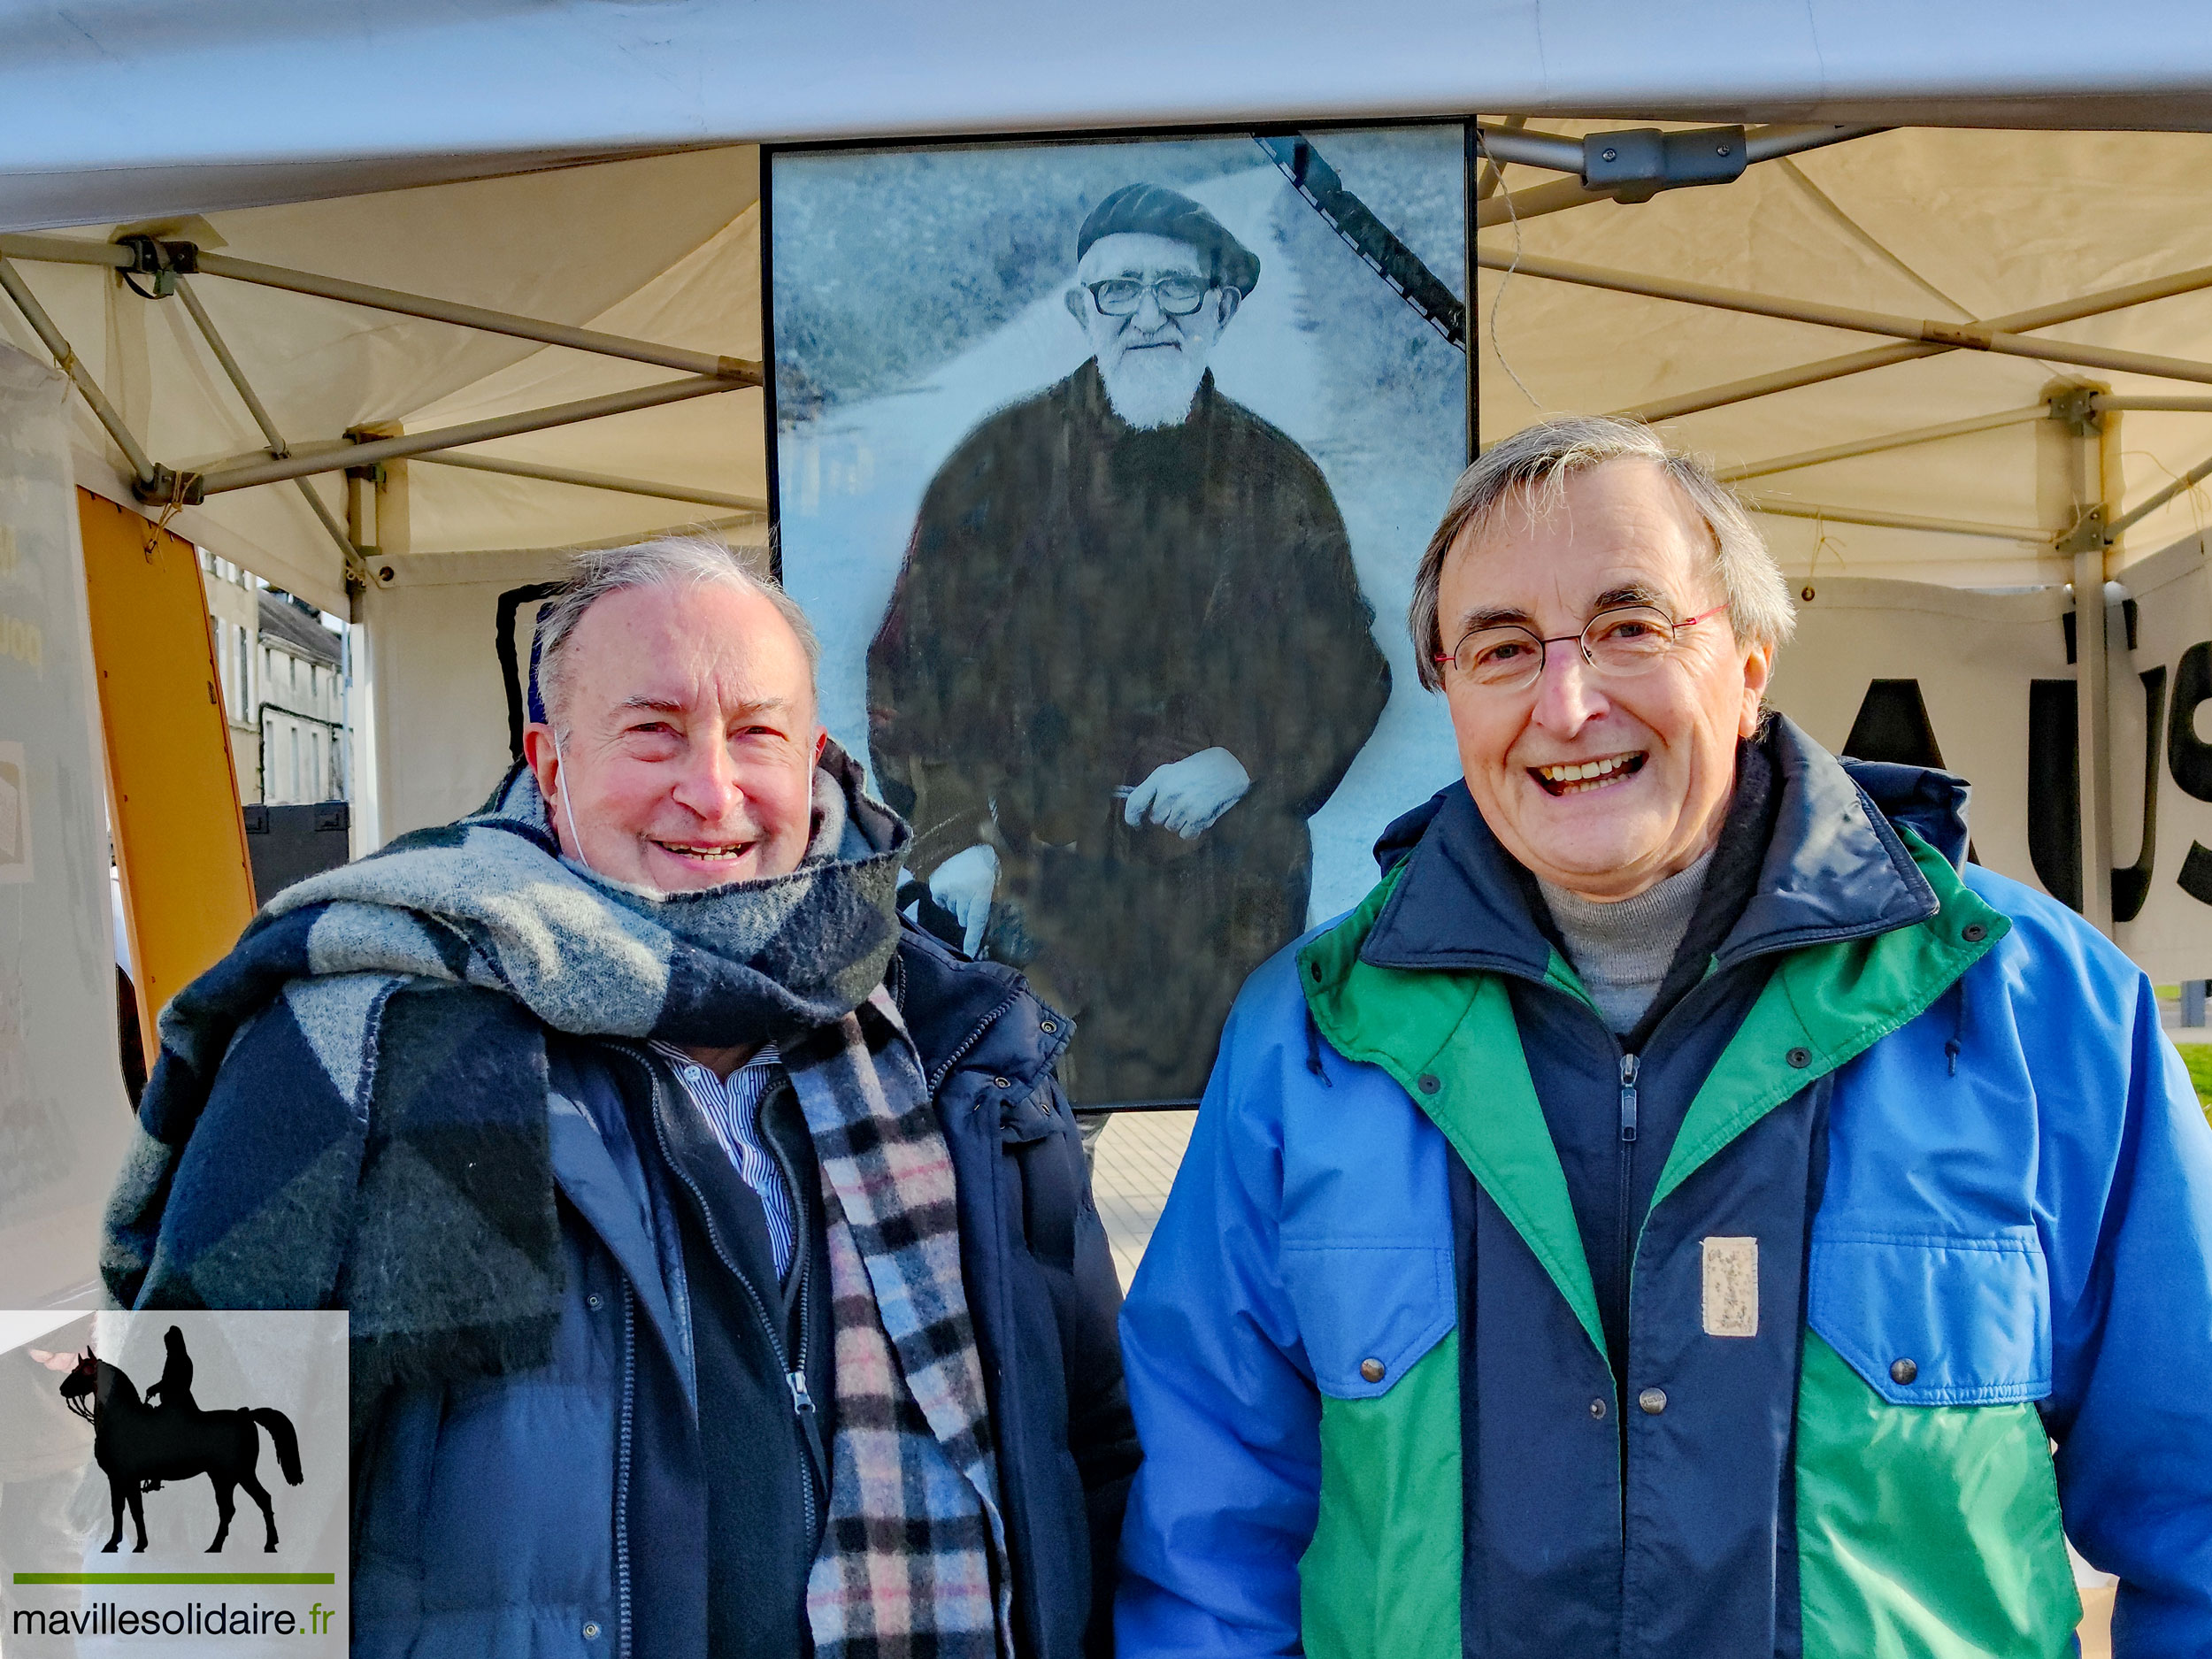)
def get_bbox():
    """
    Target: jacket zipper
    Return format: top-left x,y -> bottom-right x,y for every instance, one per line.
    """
614,1282 -> 637,1659
639,1059 -> 822,1548
762,1094 -> 826,1541
1617,1051 -> 1640,1337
